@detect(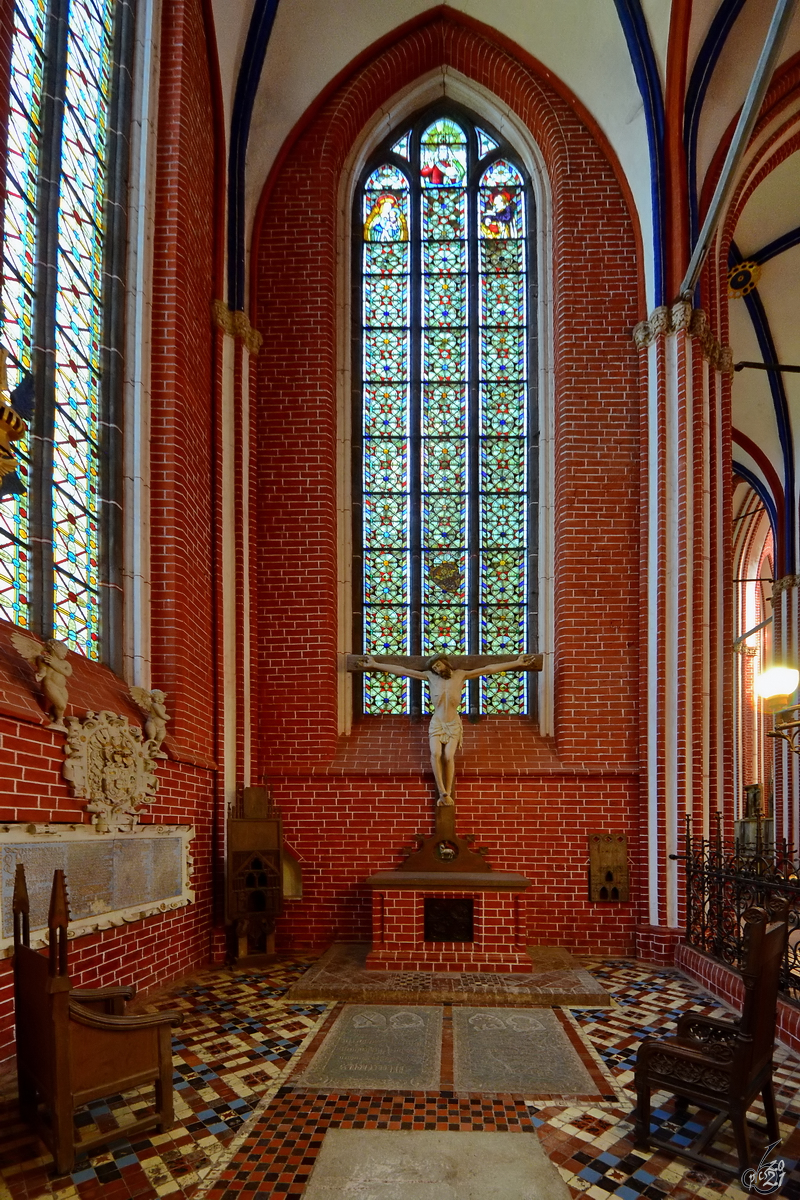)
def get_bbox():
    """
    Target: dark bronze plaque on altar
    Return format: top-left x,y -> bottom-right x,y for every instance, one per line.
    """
423,897 -> 474,942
